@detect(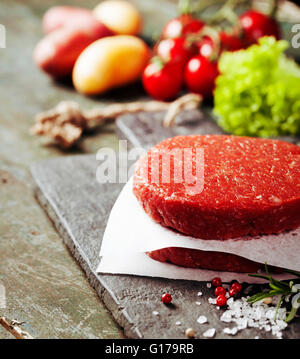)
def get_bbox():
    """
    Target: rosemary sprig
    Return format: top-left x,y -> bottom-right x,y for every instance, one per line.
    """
247,263 -> 300,323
